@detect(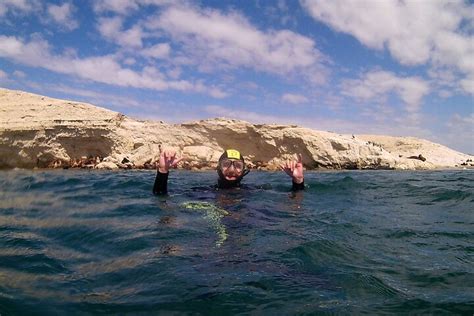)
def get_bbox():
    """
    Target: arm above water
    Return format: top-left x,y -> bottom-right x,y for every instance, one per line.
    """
153,149 -> 183,195
280,153 -> 305,191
